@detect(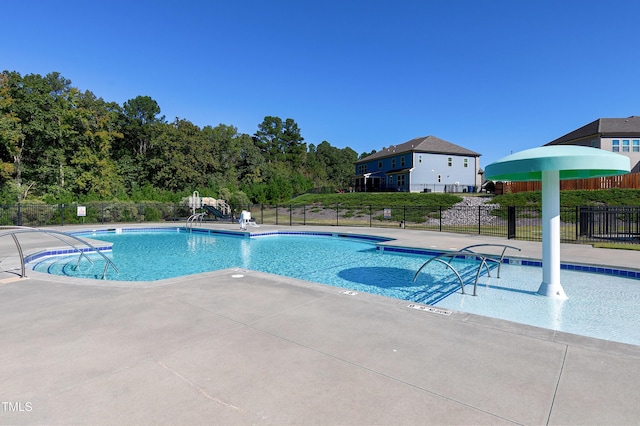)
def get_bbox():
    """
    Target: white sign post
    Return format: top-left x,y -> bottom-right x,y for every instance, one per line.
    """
77,205 -> 86,223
